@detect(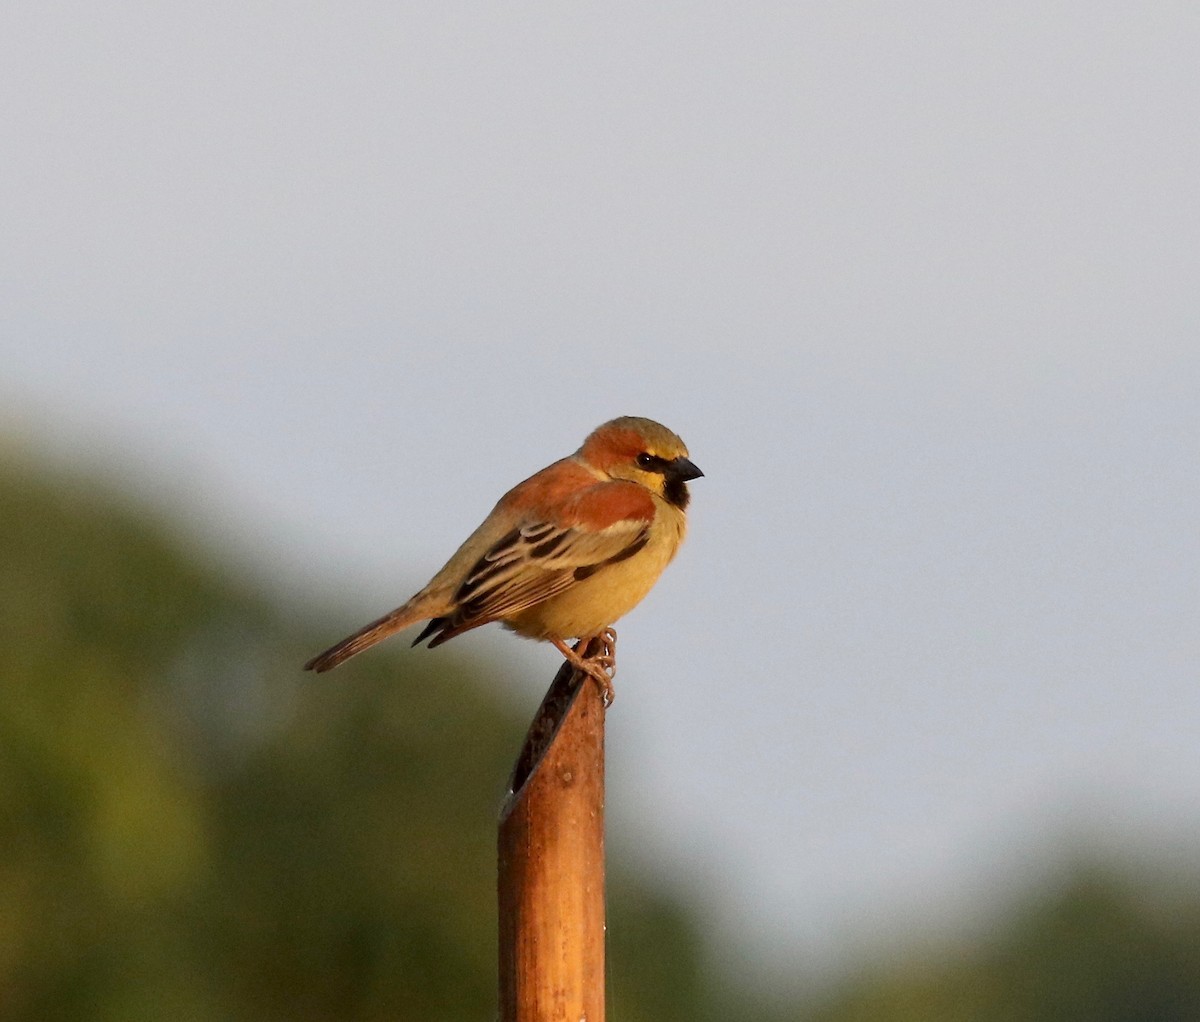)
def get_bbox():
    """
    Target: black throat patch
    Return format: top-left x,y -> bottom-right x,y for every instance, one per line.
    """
664,476 -> 690,510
